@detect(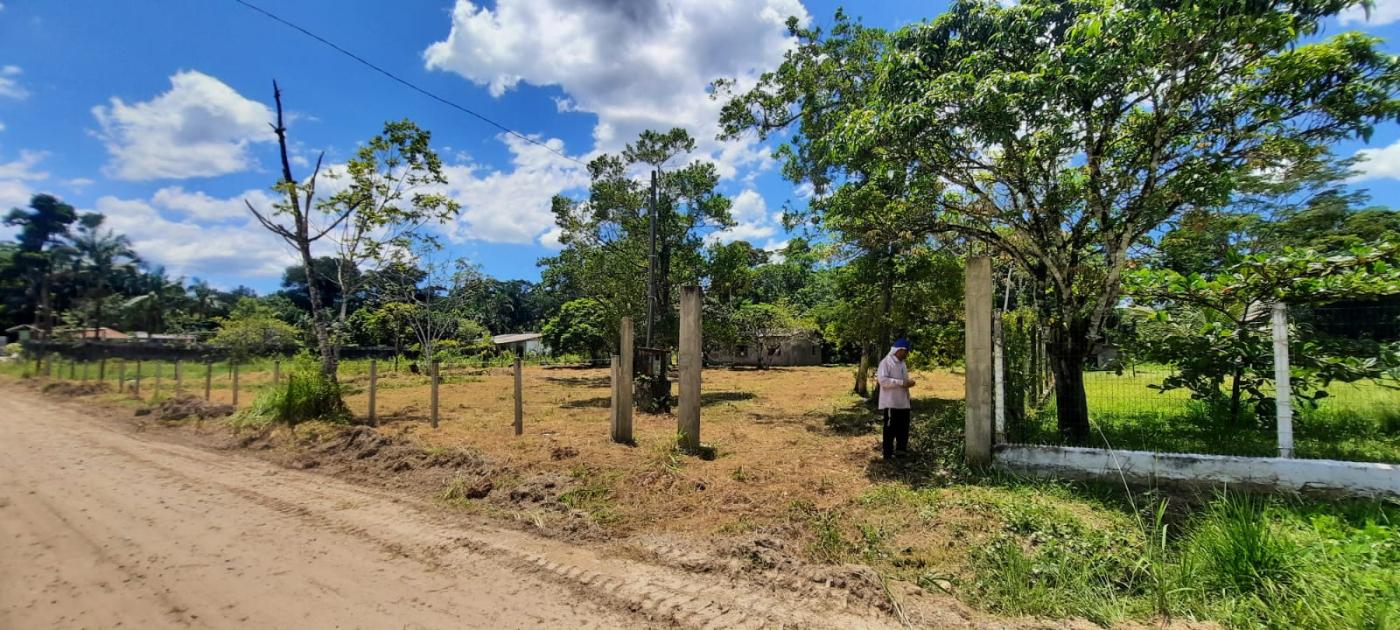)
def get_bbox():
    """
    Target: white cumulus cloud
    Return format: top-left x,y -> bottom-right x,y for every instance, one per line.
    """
422,0 -> 807,180
1352,139 -> 1400,182
0,65 -> 27,100
92,70 -> 275,181
707,188 -> 780,245
0,149 -> 48,211
1340,0 -> 1400,26
439,133 -> 589,246
97,194 -> 295,278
